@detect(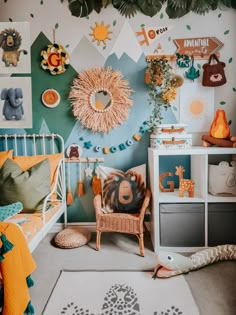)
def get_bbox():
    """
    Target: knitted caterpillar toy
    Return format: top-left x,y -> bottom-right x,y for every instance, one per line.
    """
153,244 -> 236,279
